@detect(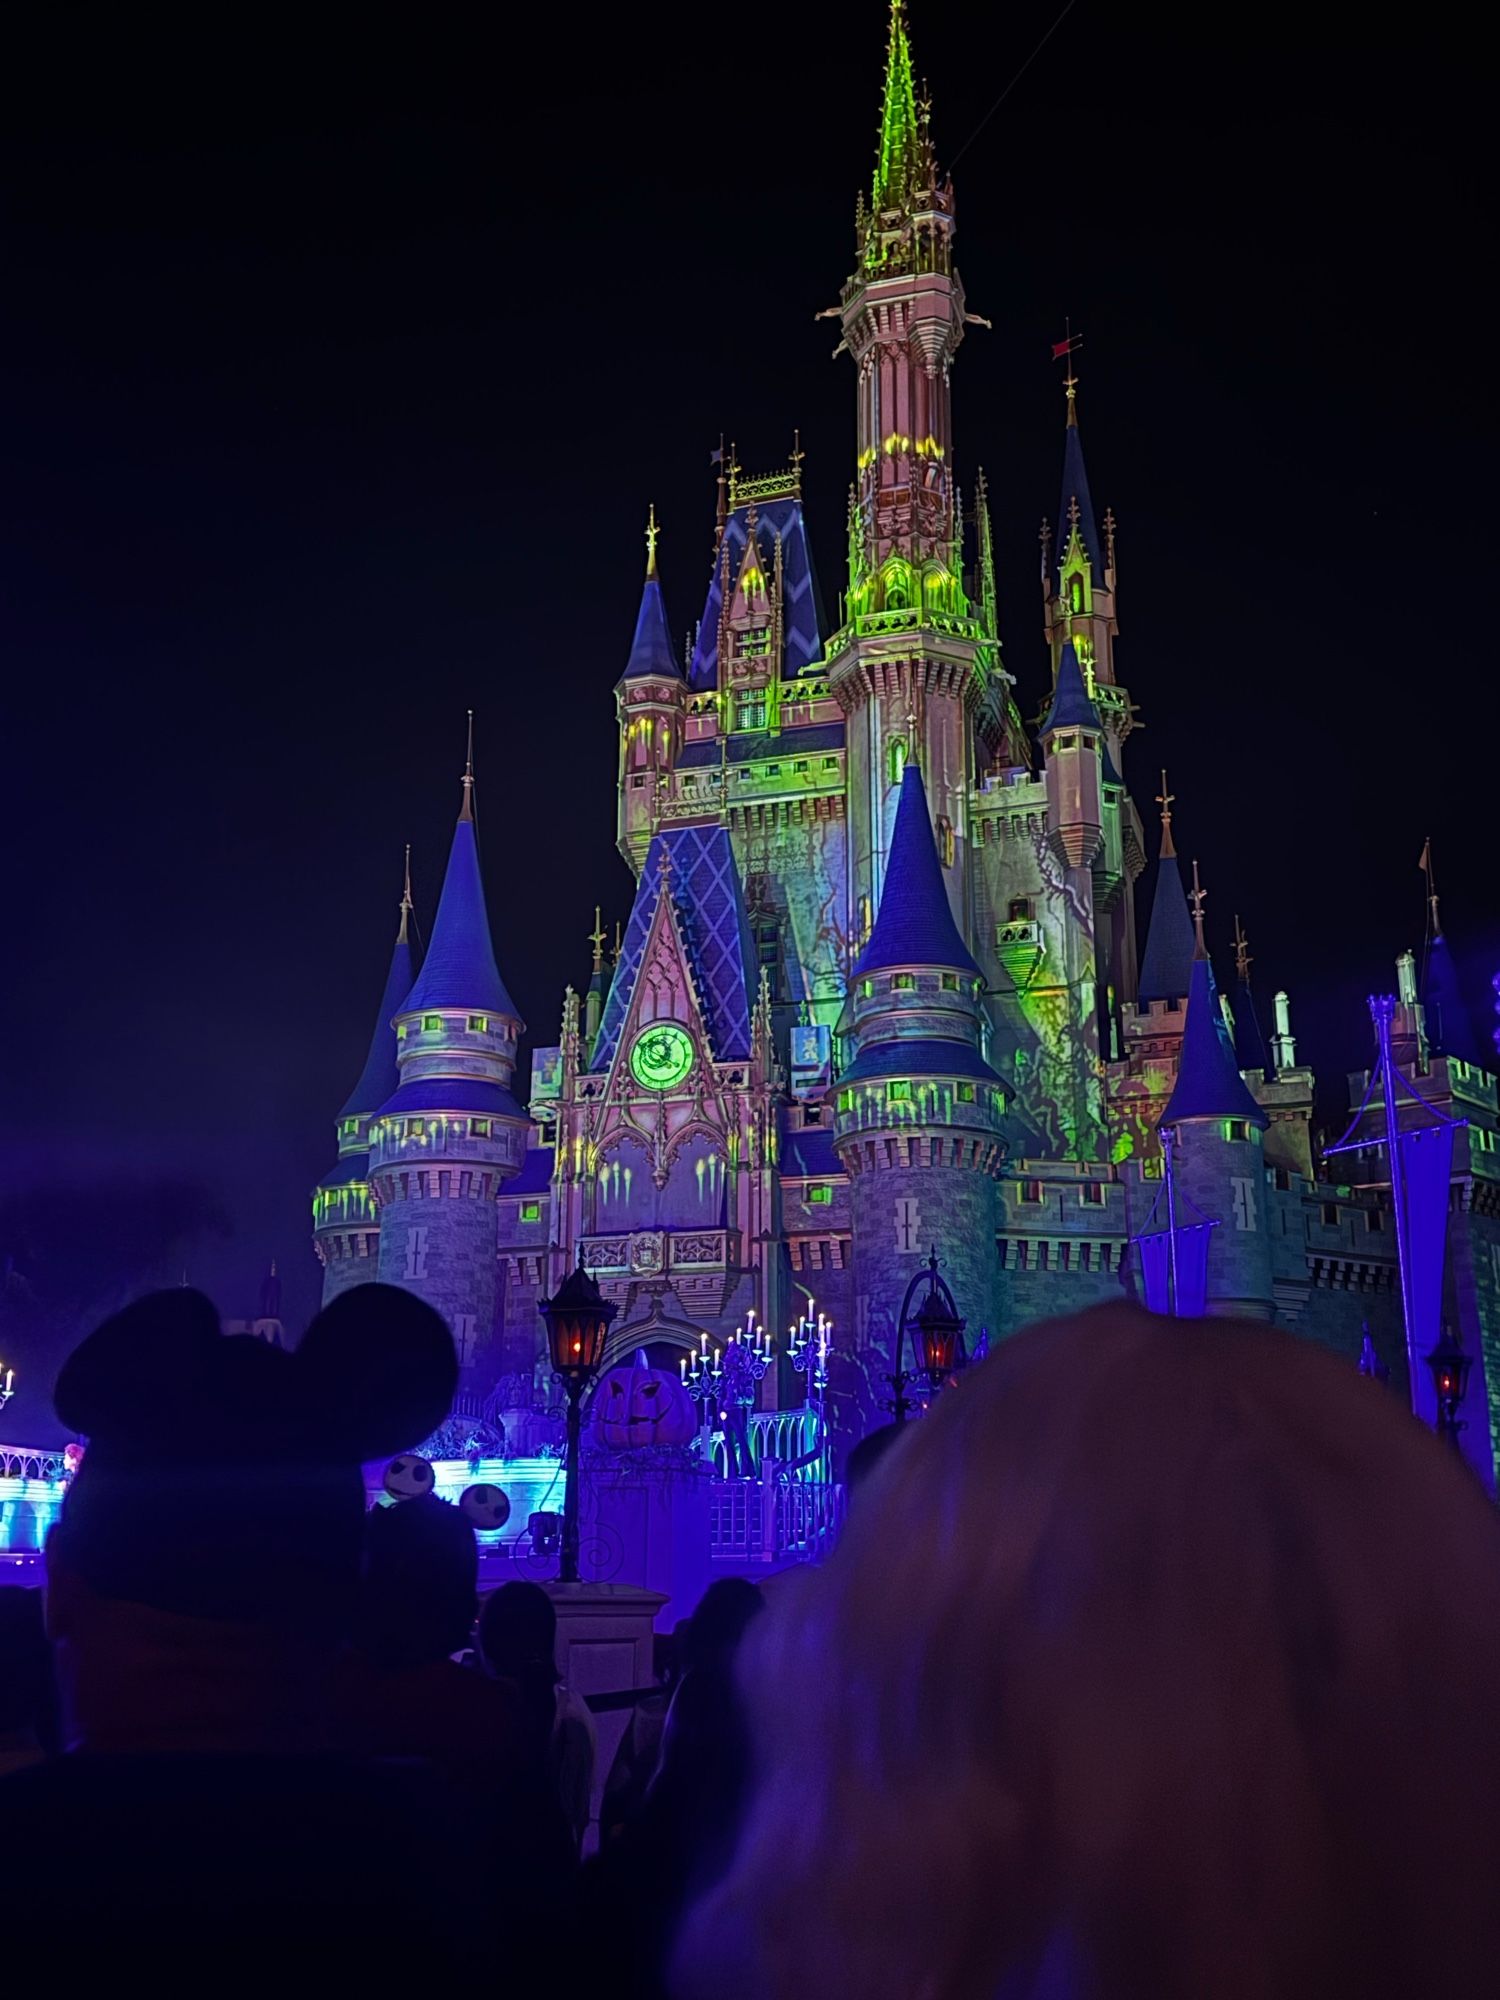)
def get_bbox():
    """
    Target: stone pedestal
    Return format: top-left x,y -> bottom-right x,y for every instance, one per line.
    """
546,1581 -> 667,1852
